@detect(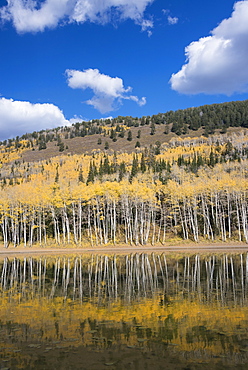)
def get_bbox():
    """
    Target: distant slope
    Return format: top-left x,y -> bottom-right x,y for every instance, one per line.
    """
0,98 -> 248,163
